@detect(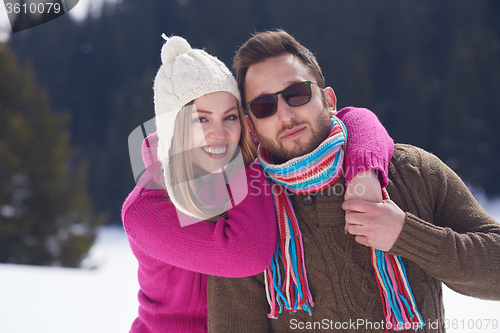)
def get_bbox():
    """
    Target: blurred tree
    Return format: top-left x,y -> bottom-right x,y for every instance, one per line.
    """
439,0 -> 500,192
177,0 -> 269,66
8,0 -> 500,224
10,0 -> 188,222
0,43 -> 106,267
